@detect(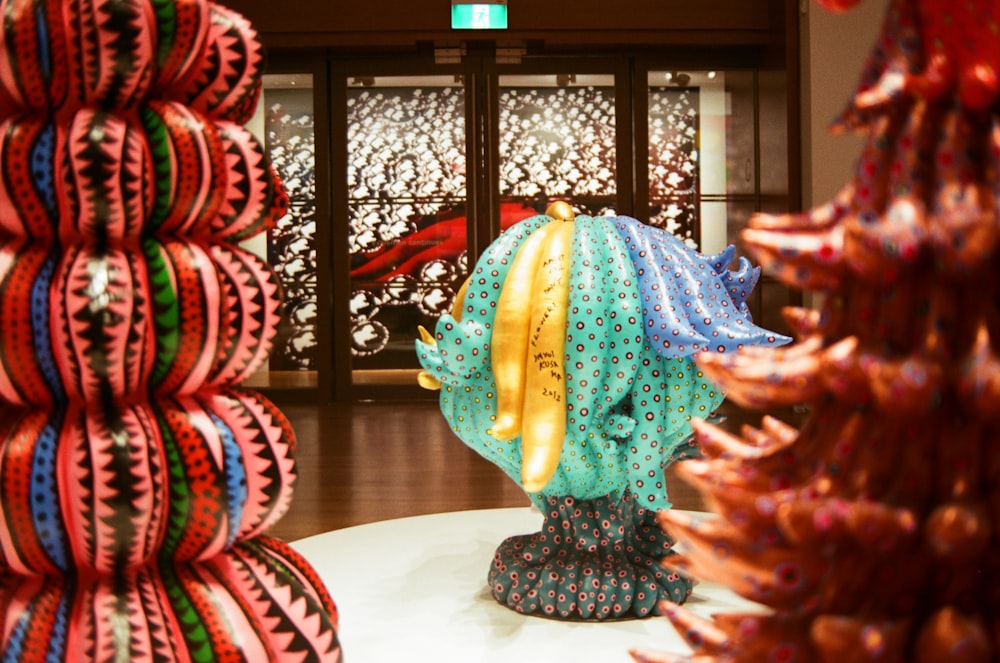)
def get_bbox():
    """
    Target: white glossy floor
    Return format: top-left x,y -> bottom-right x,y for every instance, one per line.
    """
292,507 -> 764,662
